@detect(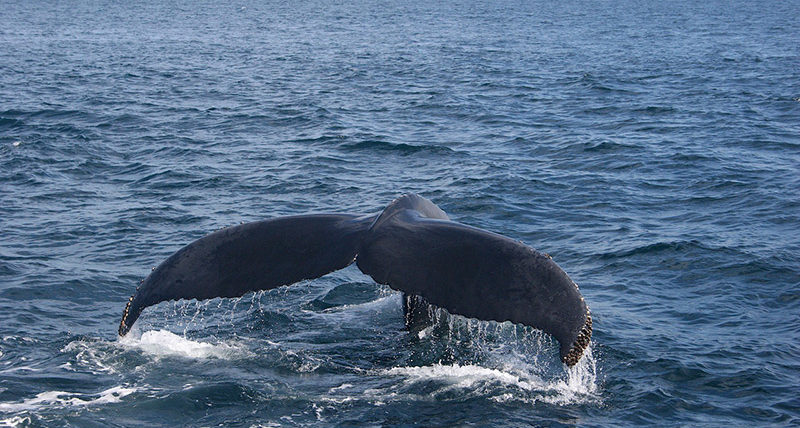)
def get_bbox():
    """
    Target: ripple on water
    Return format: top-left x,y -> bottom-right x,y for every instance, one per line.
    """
1,0 -> 799,425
